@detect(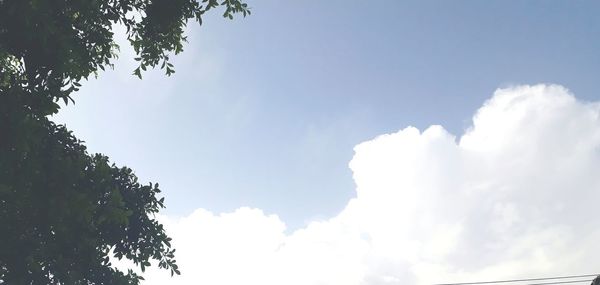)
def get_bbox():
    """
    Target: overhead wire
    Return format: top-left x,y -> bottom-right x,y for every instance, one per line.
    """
433,273 -> 598,285
528,280 -> 593,285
